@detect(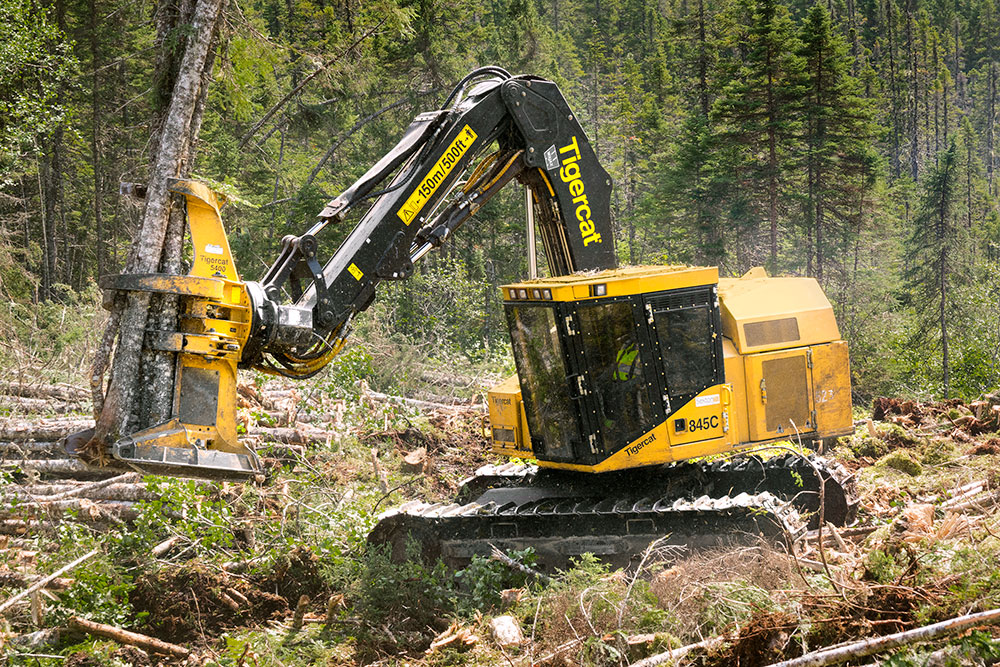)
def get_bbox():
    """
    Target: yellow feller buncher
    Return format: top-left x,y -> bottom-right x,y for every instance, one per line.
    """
69,68 -> 855,569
